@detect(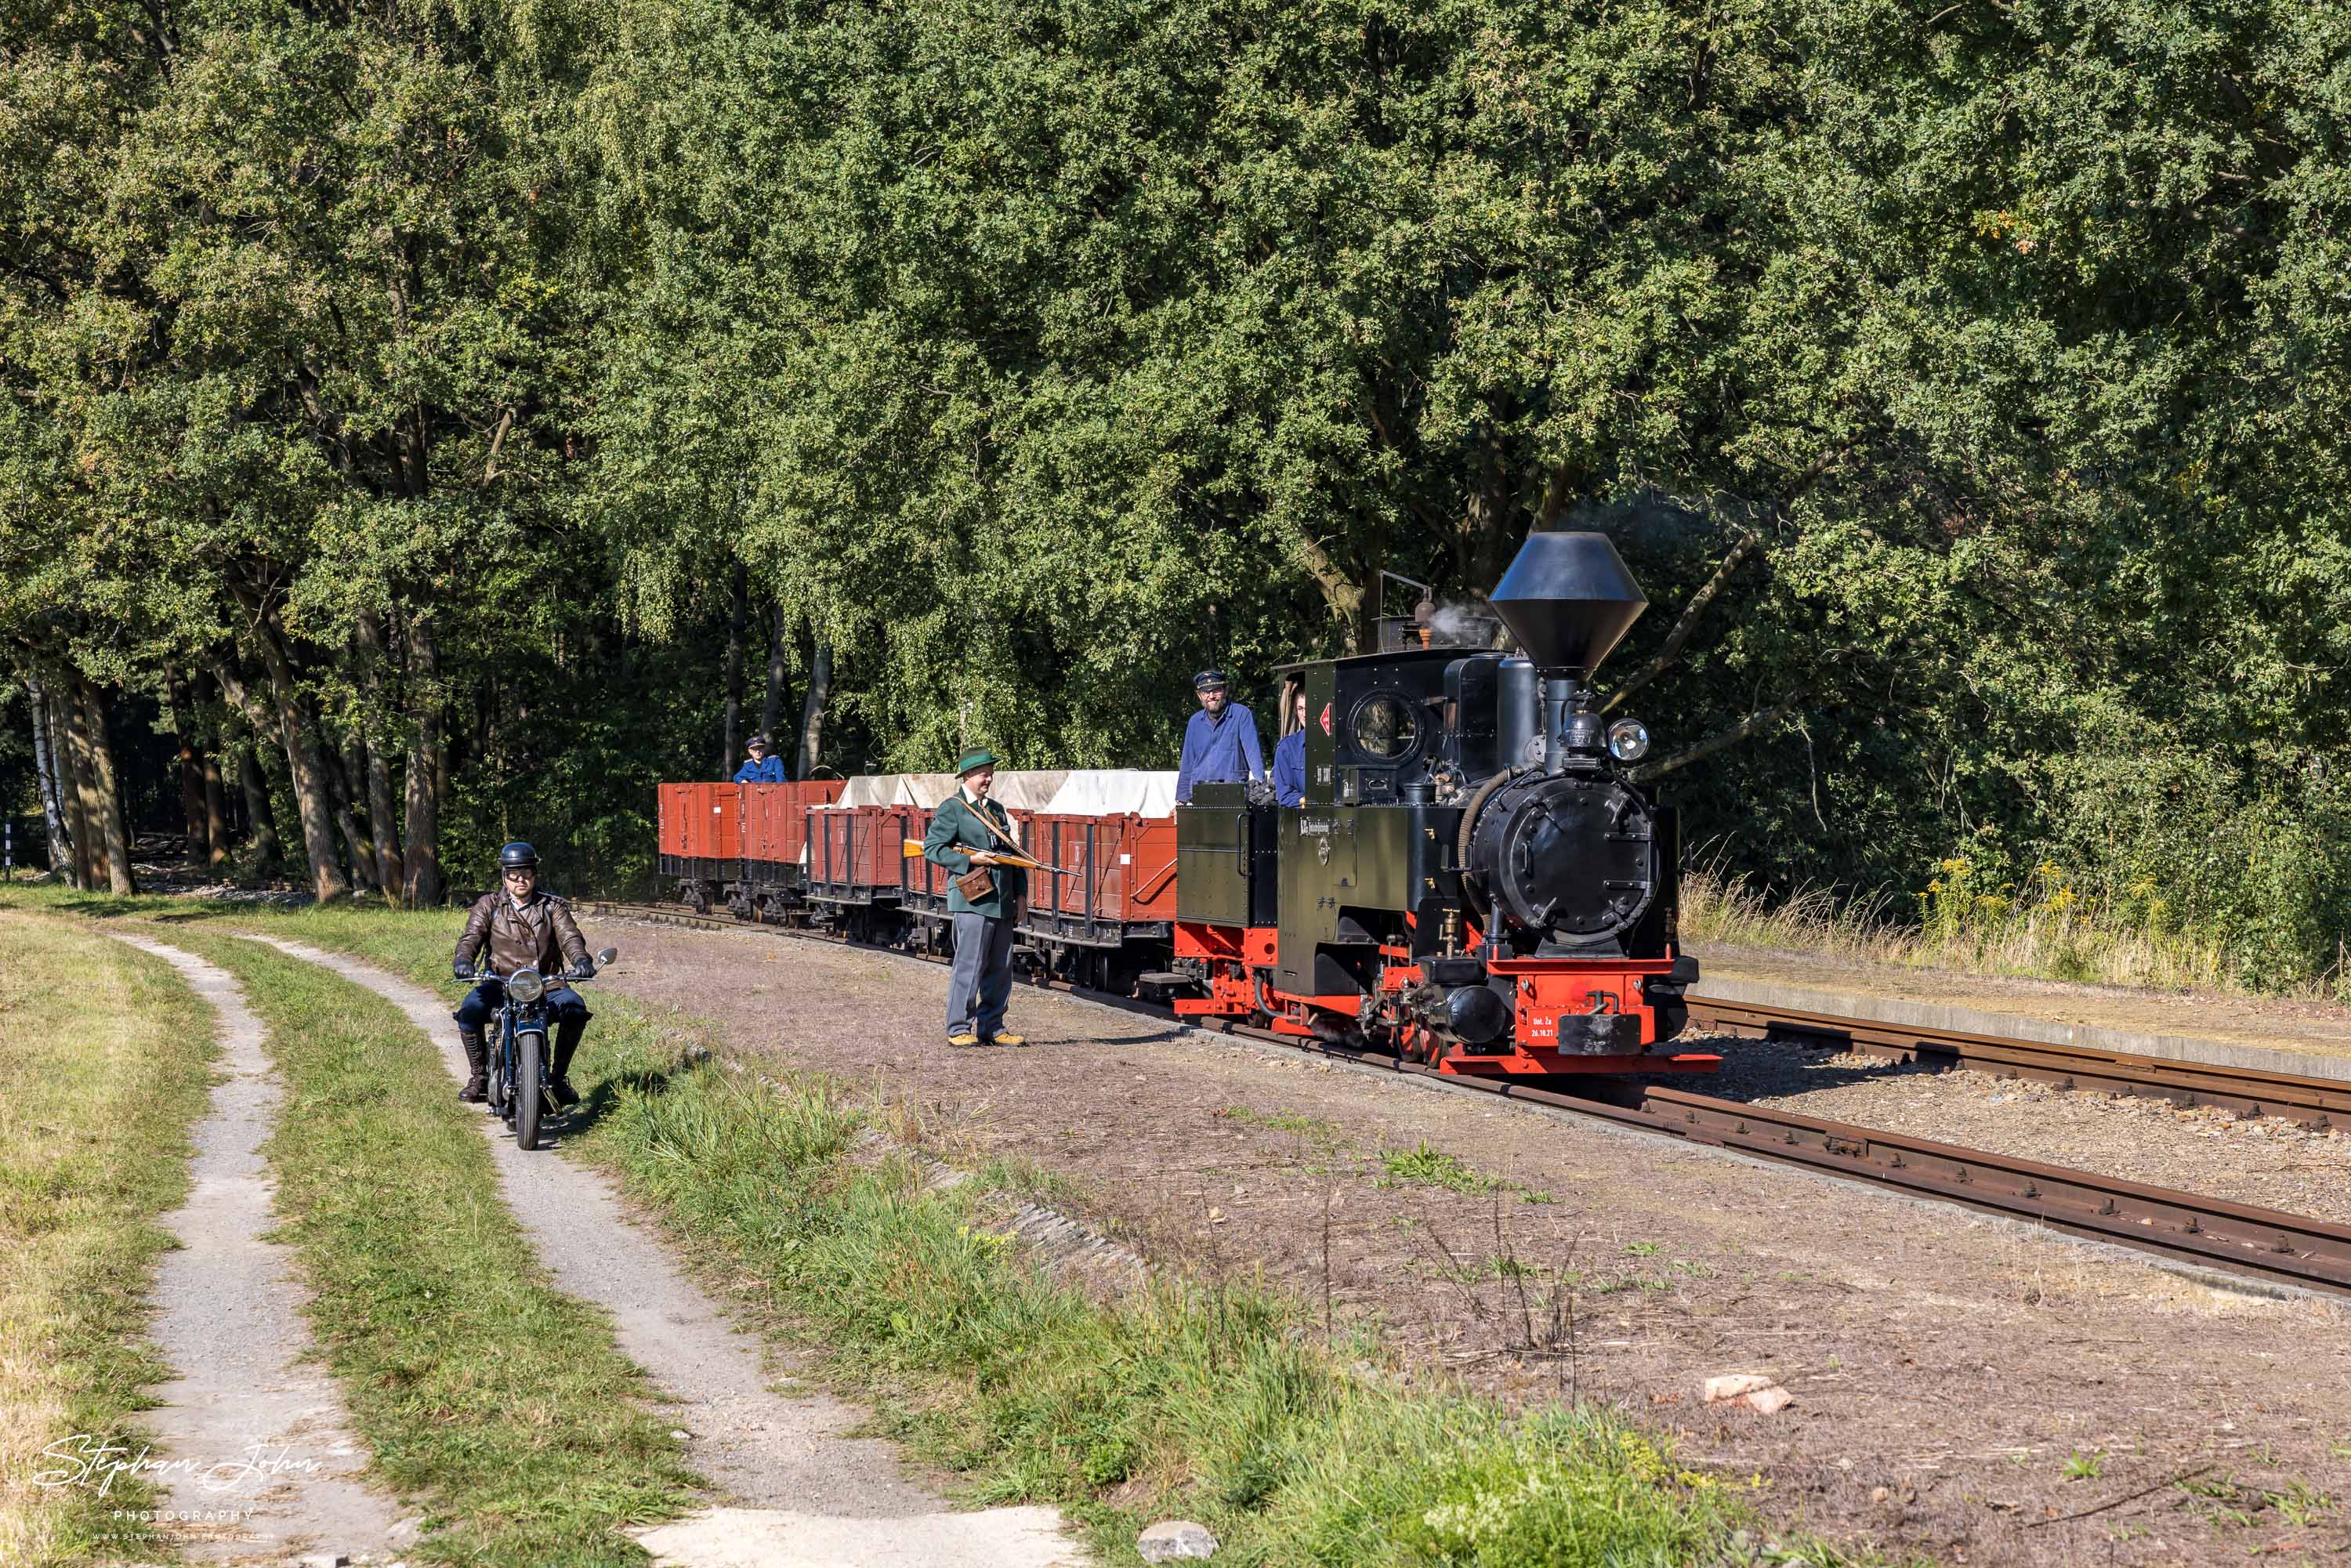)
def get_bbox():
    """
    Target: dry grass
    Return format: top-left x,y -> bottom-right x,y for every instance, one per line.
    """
0,911 -> 214,1567
1681,866 -> 2259,997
